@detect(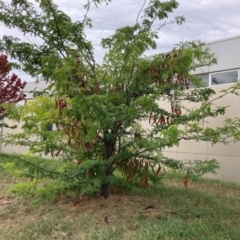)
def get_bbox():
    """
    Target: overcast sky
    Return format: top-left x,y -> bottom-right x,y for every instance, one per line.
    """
1,0 -> 240,82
